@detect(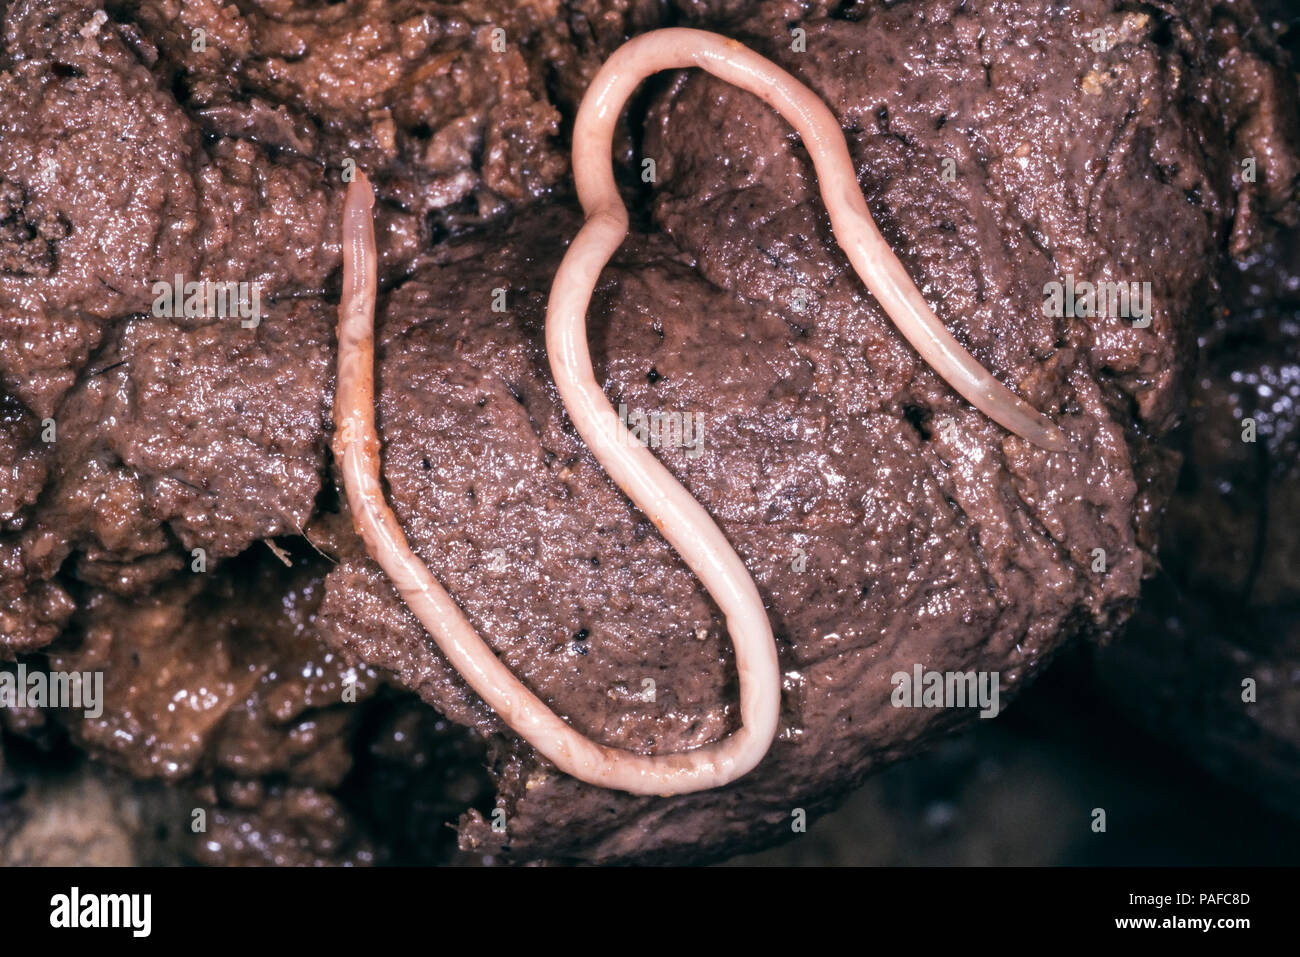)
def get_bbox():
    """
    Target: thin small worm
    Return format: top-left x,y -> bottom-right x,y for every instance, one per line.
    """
336,29 -> 1068,799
